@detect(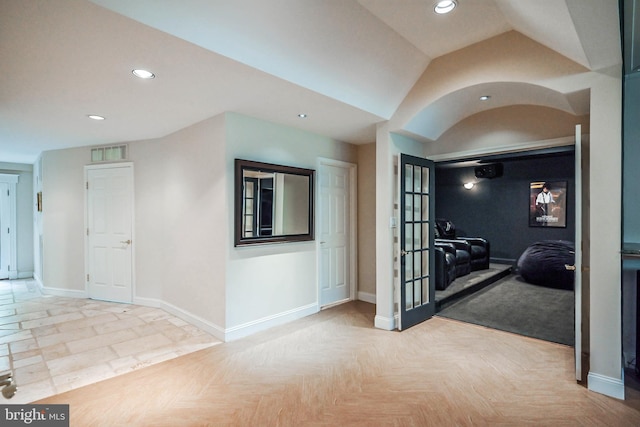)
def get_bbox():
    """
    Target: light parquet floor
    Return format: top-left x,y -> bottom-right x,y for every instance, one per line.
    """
37,301 -> 640,426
